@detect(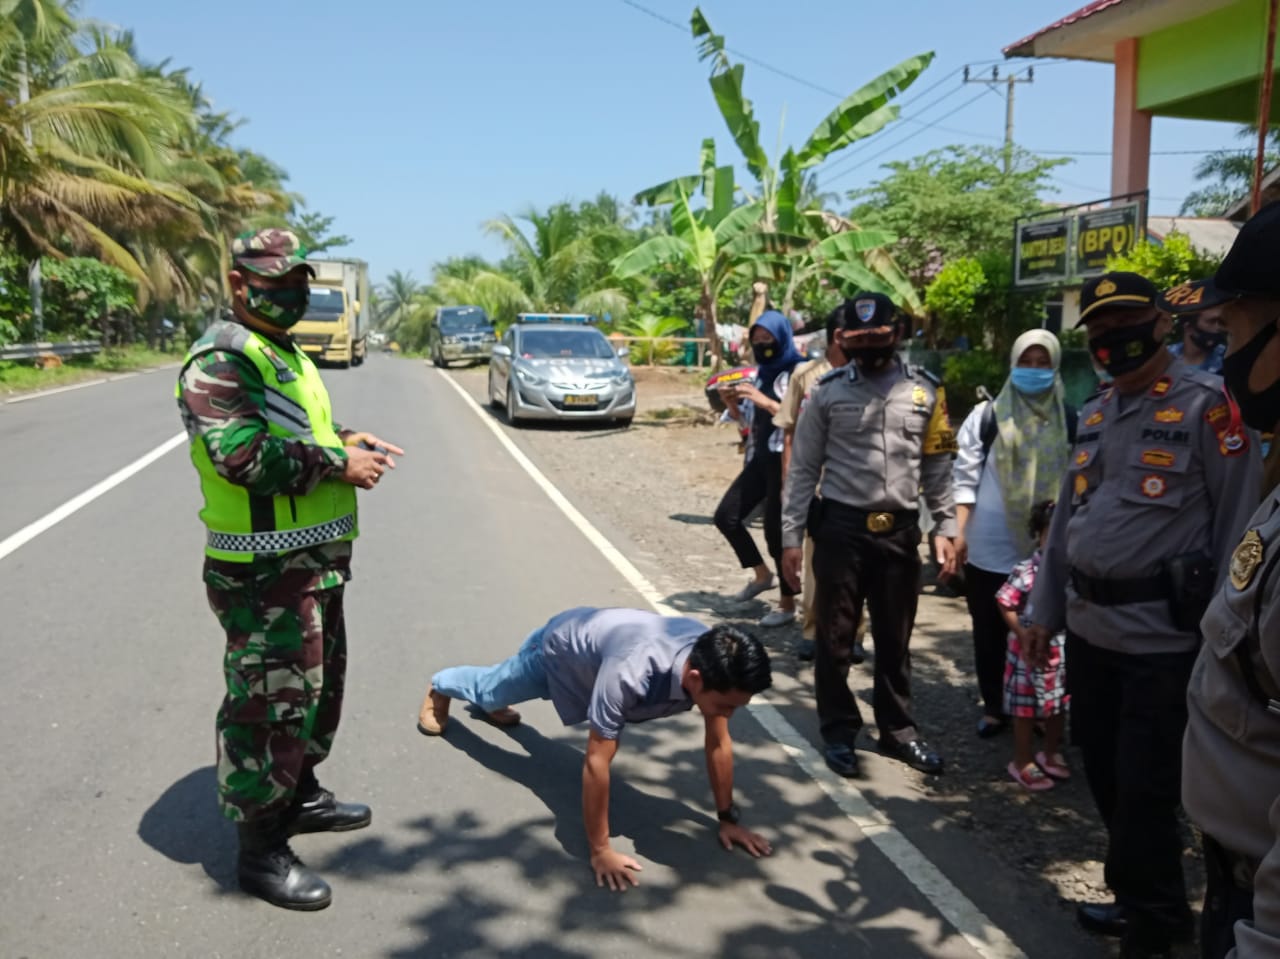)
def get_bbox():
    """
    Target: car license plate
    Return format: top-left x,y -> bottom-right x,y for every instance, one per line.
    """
464,343 -> 479,352
563,394 -> 597,407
